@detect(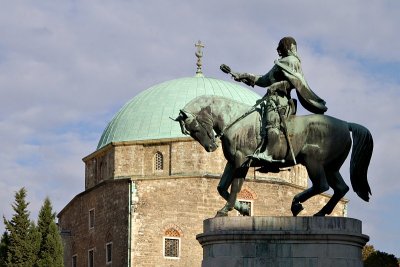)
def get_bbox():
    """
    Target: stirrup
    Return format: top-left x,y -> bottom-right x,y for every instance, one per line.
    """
247,152 -> 285,163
